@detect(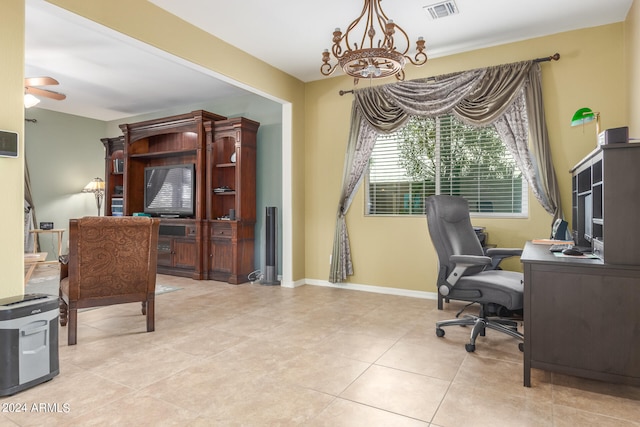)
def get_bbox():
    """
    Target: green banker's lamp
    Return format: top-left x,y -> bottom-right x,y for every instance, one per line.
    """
571,107 -> 601,136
